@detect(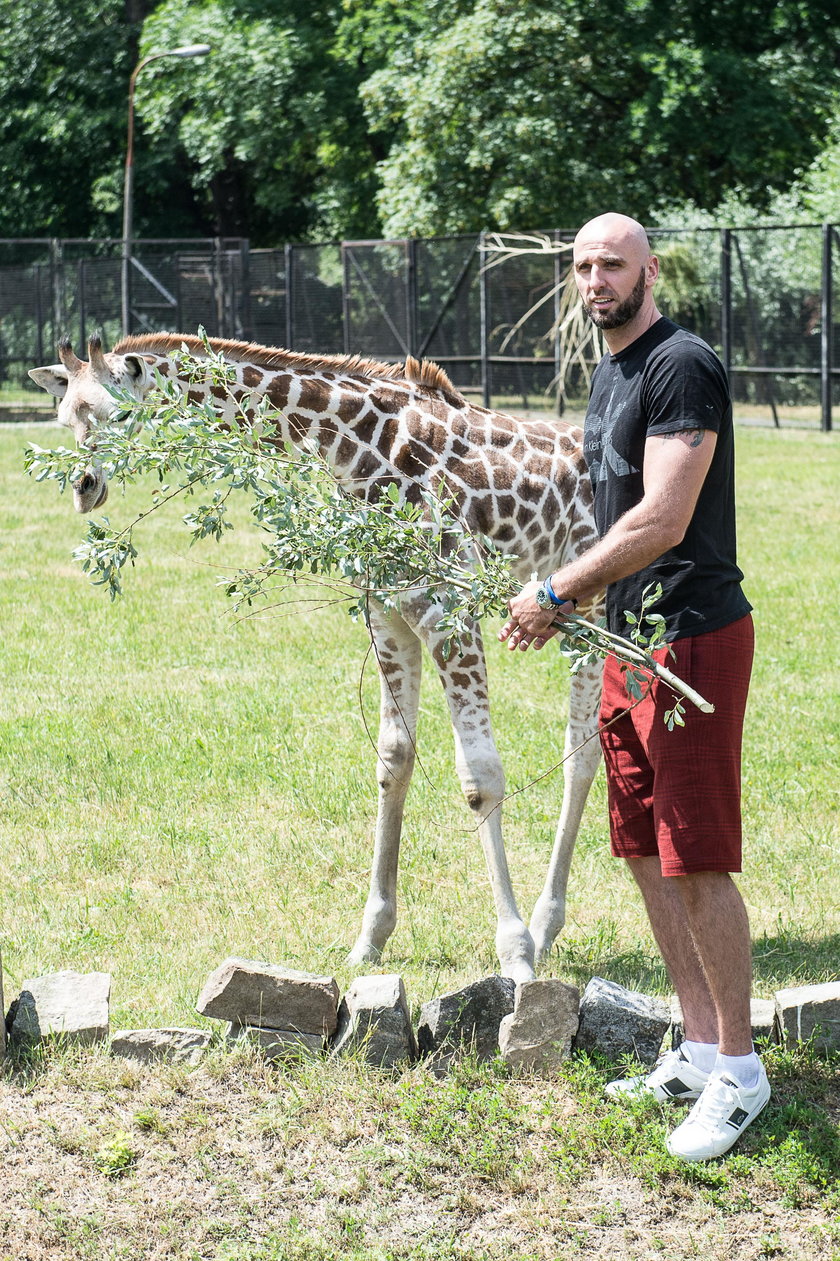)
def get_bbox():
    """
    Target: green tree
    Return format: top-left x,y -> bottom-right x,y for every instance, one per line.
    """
360,0 -> 840,236
136,0 -> 378,241
0,0 -> 135,237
